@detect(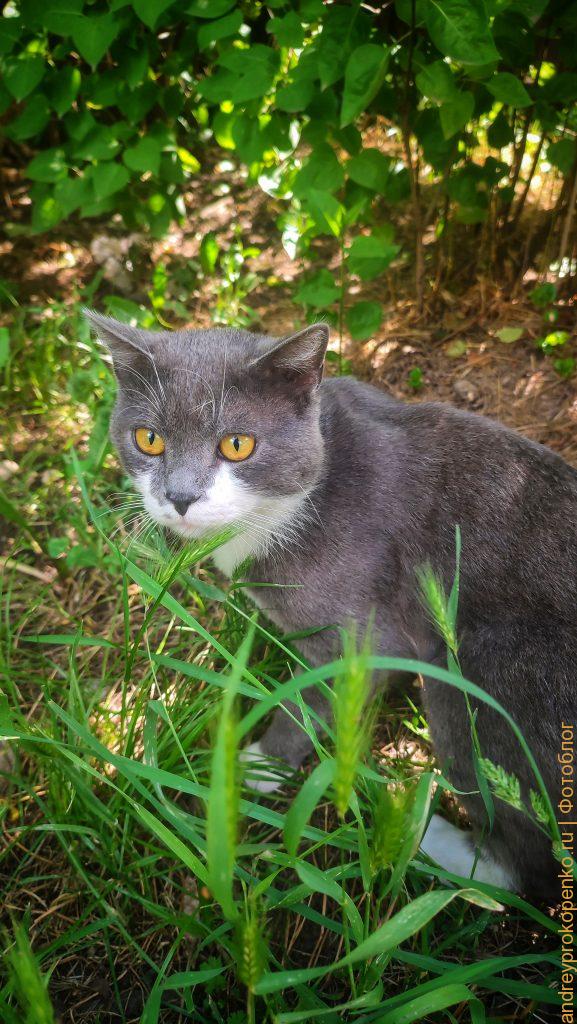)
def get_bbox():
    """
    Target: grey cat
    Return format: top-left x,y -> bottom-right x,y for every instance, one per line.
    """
87,310 -> 576,902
